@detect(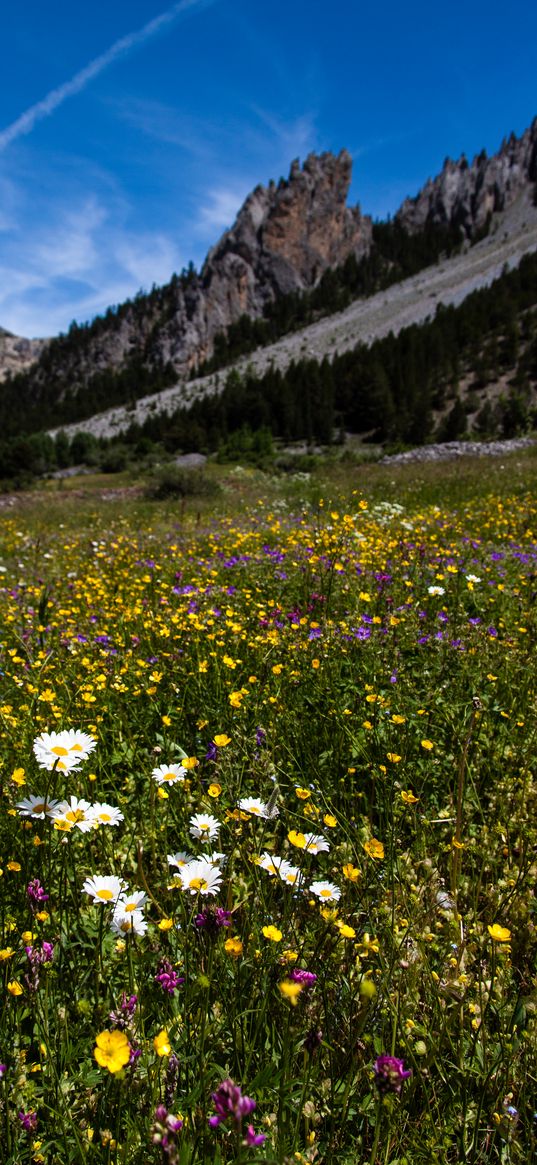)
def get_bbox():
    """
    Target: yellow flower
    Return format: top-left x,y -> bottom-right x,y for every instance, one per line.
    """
386,753 -> 401,763
229,691 -> 243,708
288,830 -> 306,848
311,659 -> 320,669
0,947 -> 14,961
391,715 -> 406,724
421,739 -> 434,751
323,814 -> 337,828
401,790 -> 419,804
213,734 -> 231,747
272,664 -> 282,675
182,757 -> 199,770
94,1029 -> 131,1073
279,980 -> 303,1005
295,787 -> 311,800
154,1029 -> 172,1057
11,767 -> 26,786
207,783 -> 222,798
342,863 -> 361,882
363,838 -> 384,860
161,715 -> 172,727
157,918 -> 174,931
487,924 -> 511,943
224,936 -> 243,958
337,923 -> 356,939
8,980 -> 23,995
262,925 -> 283,942
7,861 -> 21,872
